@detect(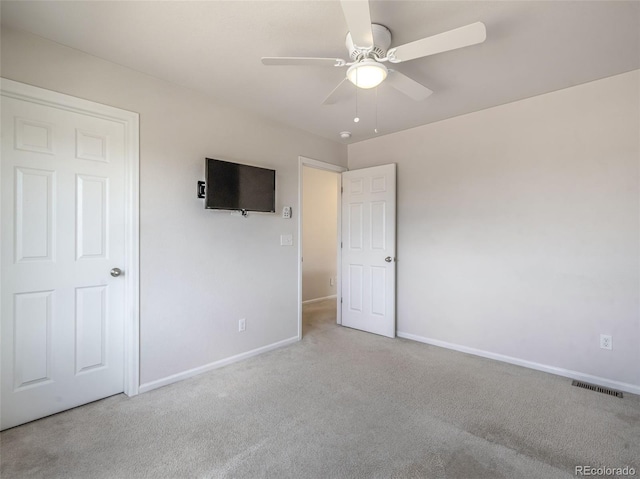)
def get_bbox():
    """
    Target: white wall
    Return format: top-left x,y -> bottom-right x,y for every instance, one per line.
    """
349,70 -> 640,388
302,167 -> 339,302
1,28 -> 347,386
